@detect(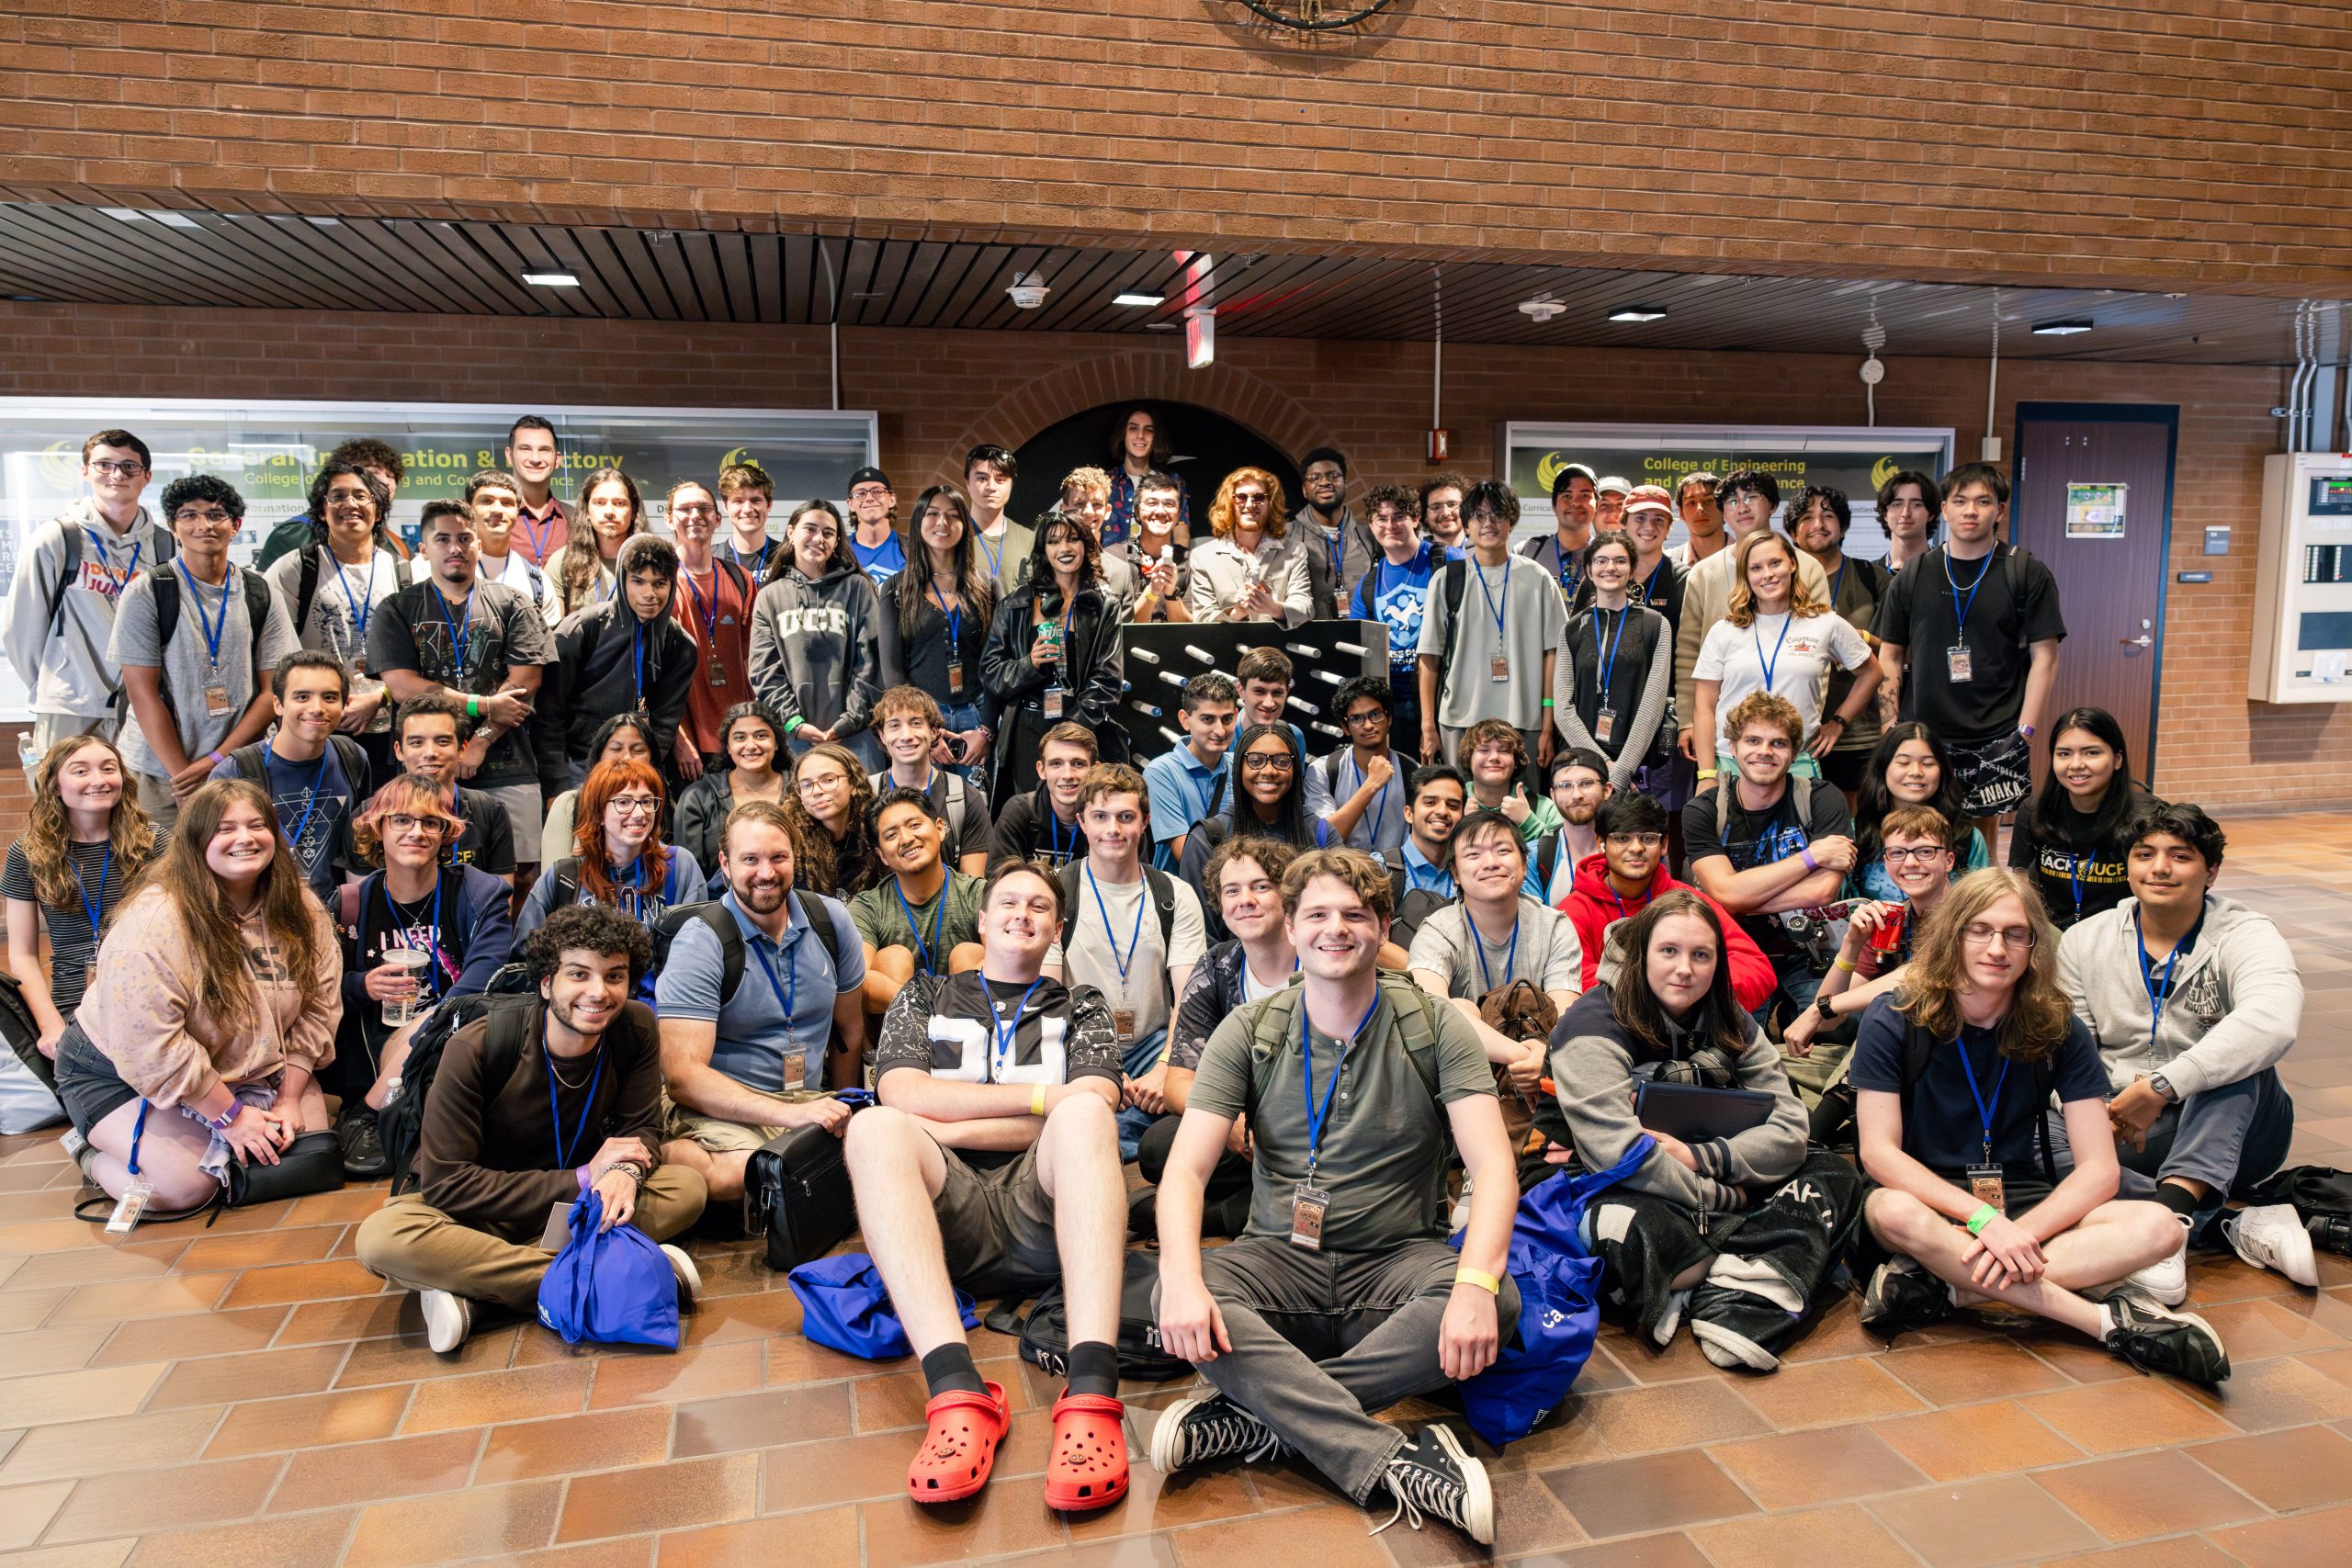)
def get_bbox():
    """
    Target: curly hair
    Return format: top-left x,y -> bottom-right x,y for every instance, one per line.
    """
556,466 -> 649,610
1204,834 -> 1297,906
1723,530 -> 1831,627
783,742 -> 876,896
1060,466 -> 1114,502
1208,468 -> 1290,541
1894,867 -> 2071,1066
303,460 -> 399,556
1606,890 -> 1752,1059
524,902 -> 651,987
571,758 -> 673,908
19,735 -> 157,914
